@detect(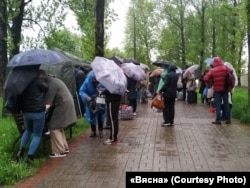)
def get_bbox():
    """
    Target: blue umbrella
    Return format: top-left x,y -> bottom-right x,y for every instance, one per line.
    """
7,49 -> 69,67
204,58 -> 214,65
